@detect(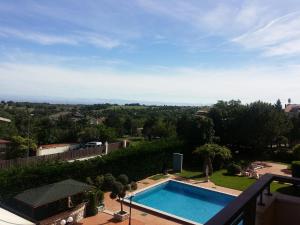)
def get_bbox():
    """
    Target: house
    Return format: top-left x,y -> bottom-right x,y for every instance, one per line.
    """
36,143 -> 80,156
0,139 -> 11,159
284,104 -> 300,118
11,179 -> 93,225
